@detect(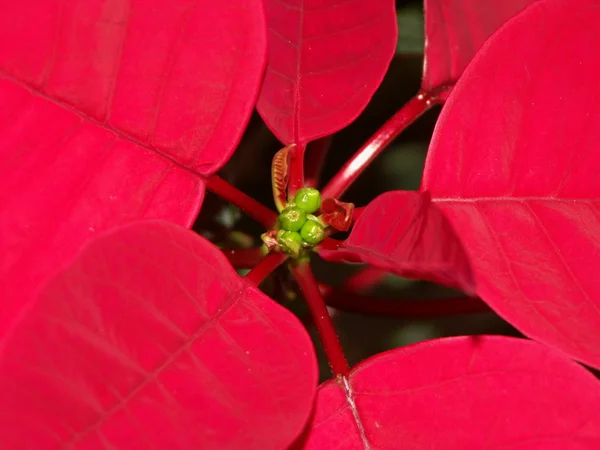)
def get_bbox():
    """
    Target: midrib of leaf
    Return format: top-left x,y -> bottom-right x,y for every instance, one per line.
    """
341,375 -> 372,450
432,196 -> 600,203
65,285 -> 249,446
293,1 -> 304,144
0,71 -> 205,182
